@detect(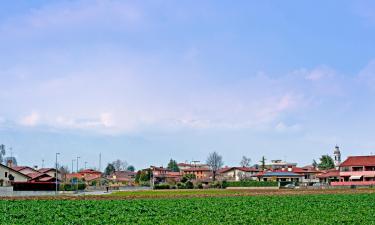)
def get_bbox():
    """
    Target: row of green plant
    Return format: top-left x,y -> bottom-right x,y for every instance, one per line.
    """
1,194 -> 375,224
